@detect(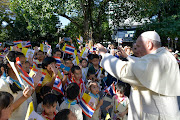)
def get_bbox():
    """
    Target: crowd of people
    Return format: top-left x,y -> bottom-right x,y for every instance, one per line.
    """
0,31 -> 179,120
